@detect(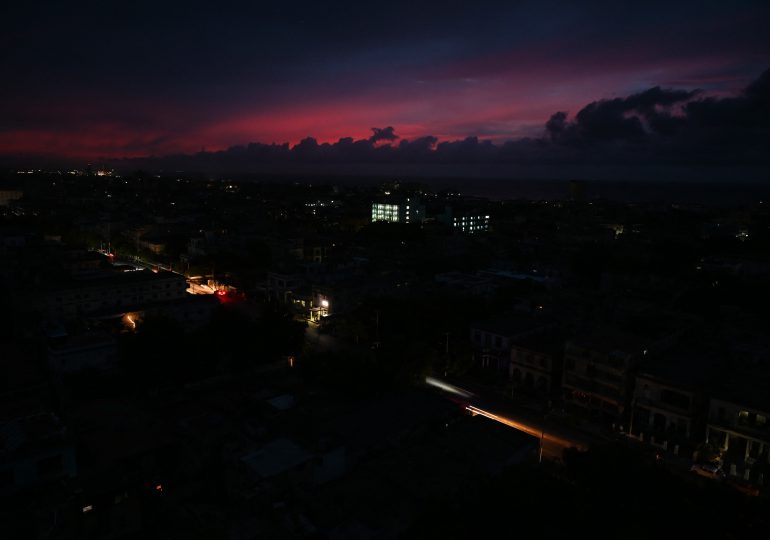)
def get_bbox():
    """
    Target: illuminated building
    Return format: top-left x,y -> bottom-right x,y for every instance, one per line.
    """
451,213 -> 490,234
371,197 -> 424,223
438,205 -> 490,234
310,290 -> 331,321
